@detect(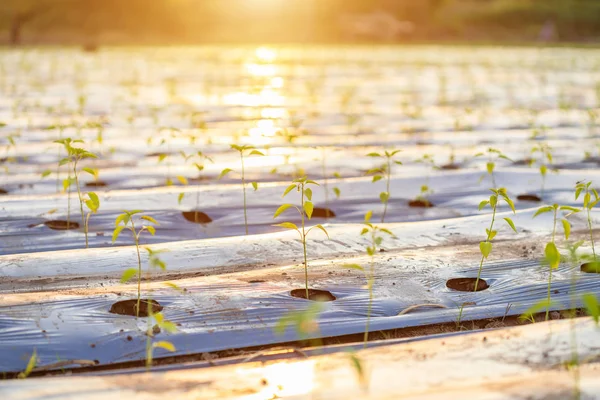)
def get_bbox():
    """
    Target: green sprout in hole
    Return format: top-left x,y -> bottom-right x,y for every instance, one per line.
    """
344,211 -> 394,347
274,302 -> 324,344
219,144 -> 265,235
17,349 -> 37,379
83,192 -> 100,247
157,127 -> 181,186
318,146 -> 341,217
532,203 -> 579,320
273,176 -> 330,299
475,188 -> 518,291
178,151 -> 213,206
529,143 -> 555,199
45,123 -> 72,192
56,139 -> 98,244
575,180 -> 599,262
414,153 -> 438,206
474,148 -> 512,189
366,149 -> 402,223
112,210 -> 159,317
